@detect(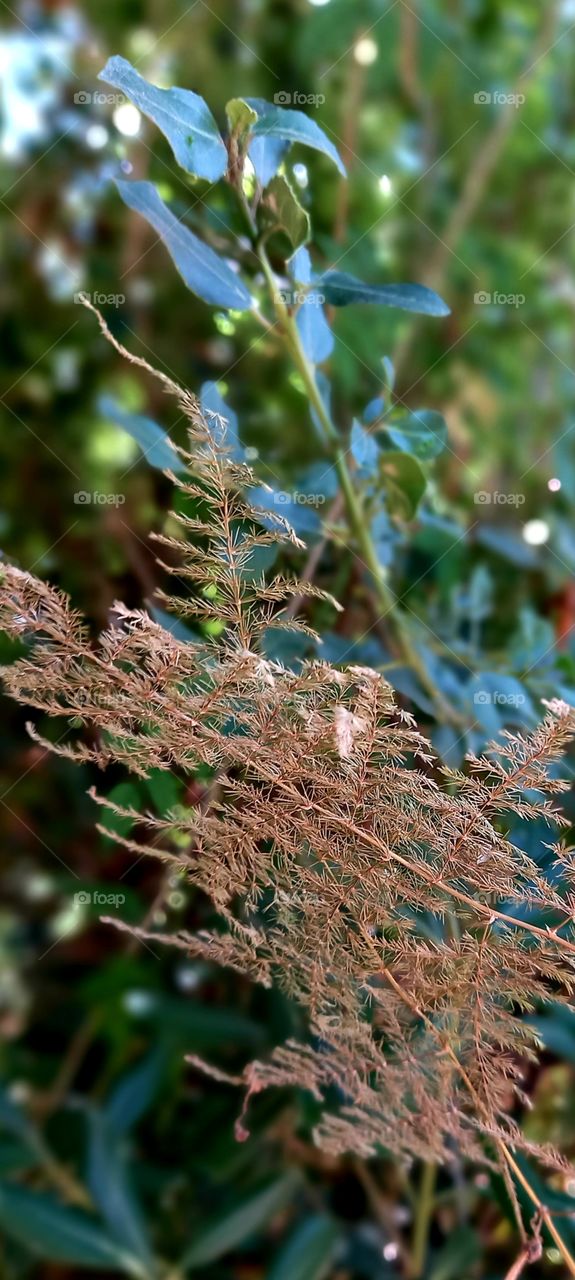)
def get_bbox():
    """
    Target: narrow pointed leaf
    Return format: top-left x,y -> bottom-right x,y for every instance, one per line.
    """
320,271 -> 450,315
180,1172 -> 300,1271
106,1047 -> 168,1134
0,1184 -> 145,1274
99,395 -> 185,473
245,98 -> 346,176
86,1110 -> 155,1274
115,181 -> 252,311
99,56 -> 228,181
297,298 -> 333,363
289,246 -> 333,364
268,1214 -> 341,1280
